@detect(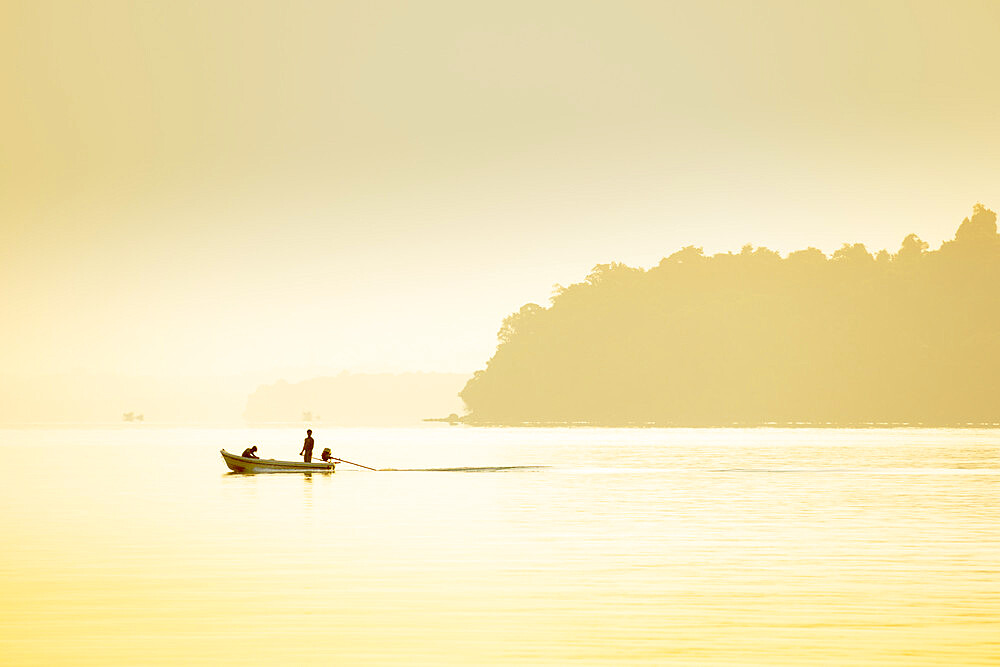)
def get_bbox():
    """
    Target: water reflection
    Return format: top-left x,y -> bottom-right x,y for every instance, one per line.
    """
302,472 -> 313,507
1,426 -> 998,666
